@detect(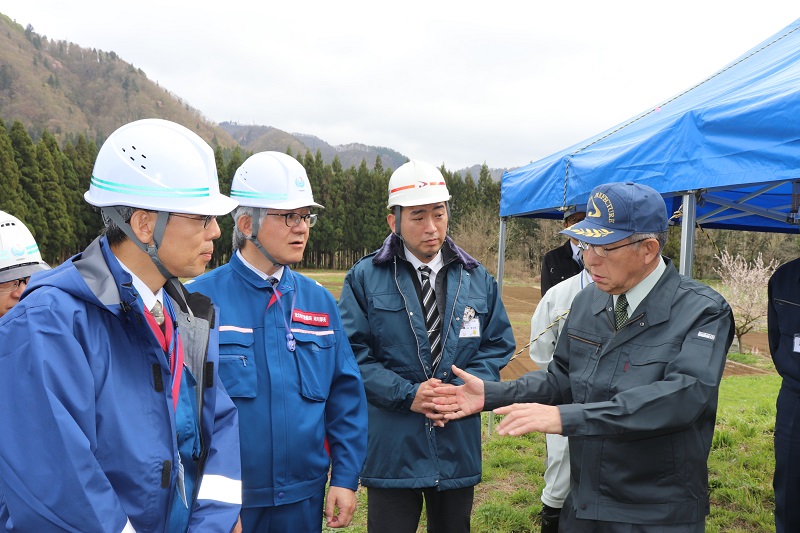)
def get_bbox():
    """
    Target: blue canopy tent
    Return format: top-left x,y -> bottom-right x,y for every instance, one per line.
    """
496,18 -> 800,283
